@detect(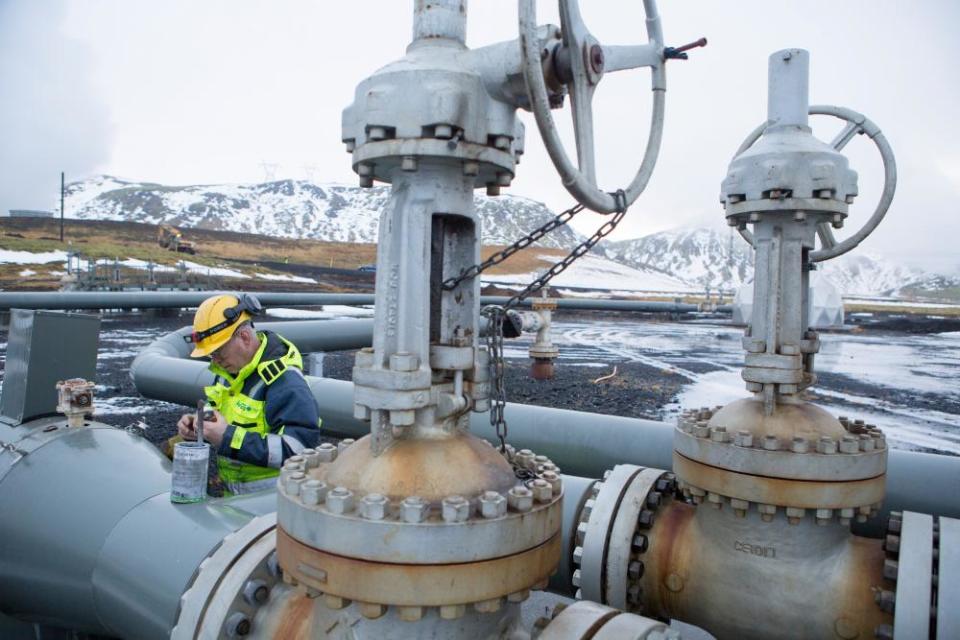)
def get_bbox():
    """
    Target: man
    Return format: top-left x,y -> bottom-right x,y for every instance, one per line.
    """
176,293 -> 321,495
